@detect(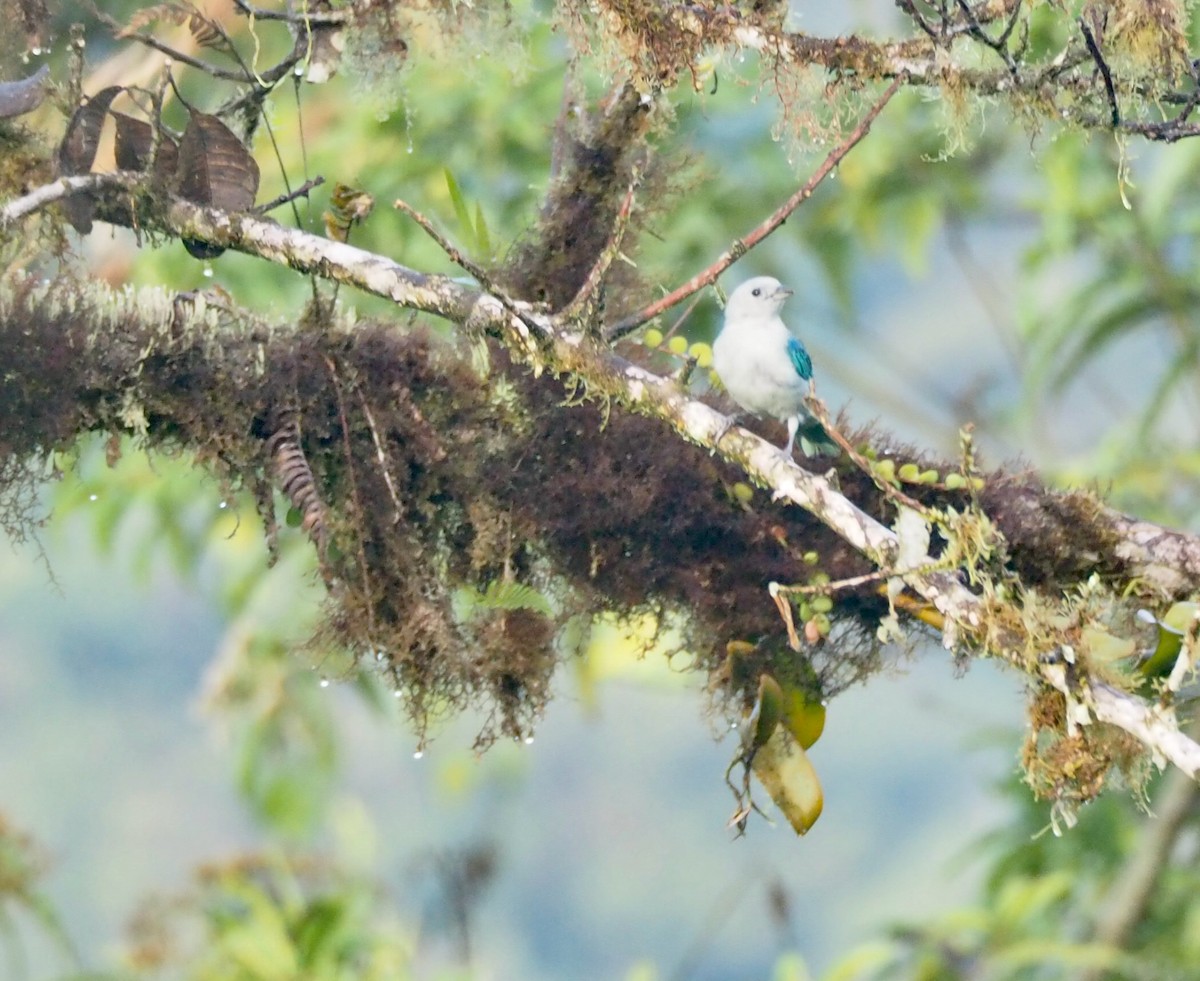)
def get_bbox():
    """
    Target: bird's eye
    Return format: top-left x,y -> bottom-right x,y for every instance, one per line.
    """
751,288 -> 761,297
